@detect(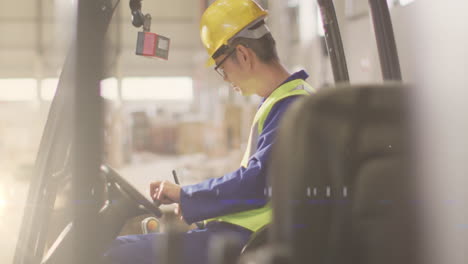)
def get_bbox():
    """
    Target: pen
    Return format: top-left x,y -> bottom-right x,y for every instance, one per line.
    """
171,169 -> 205,229
172,170 -> 180,185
